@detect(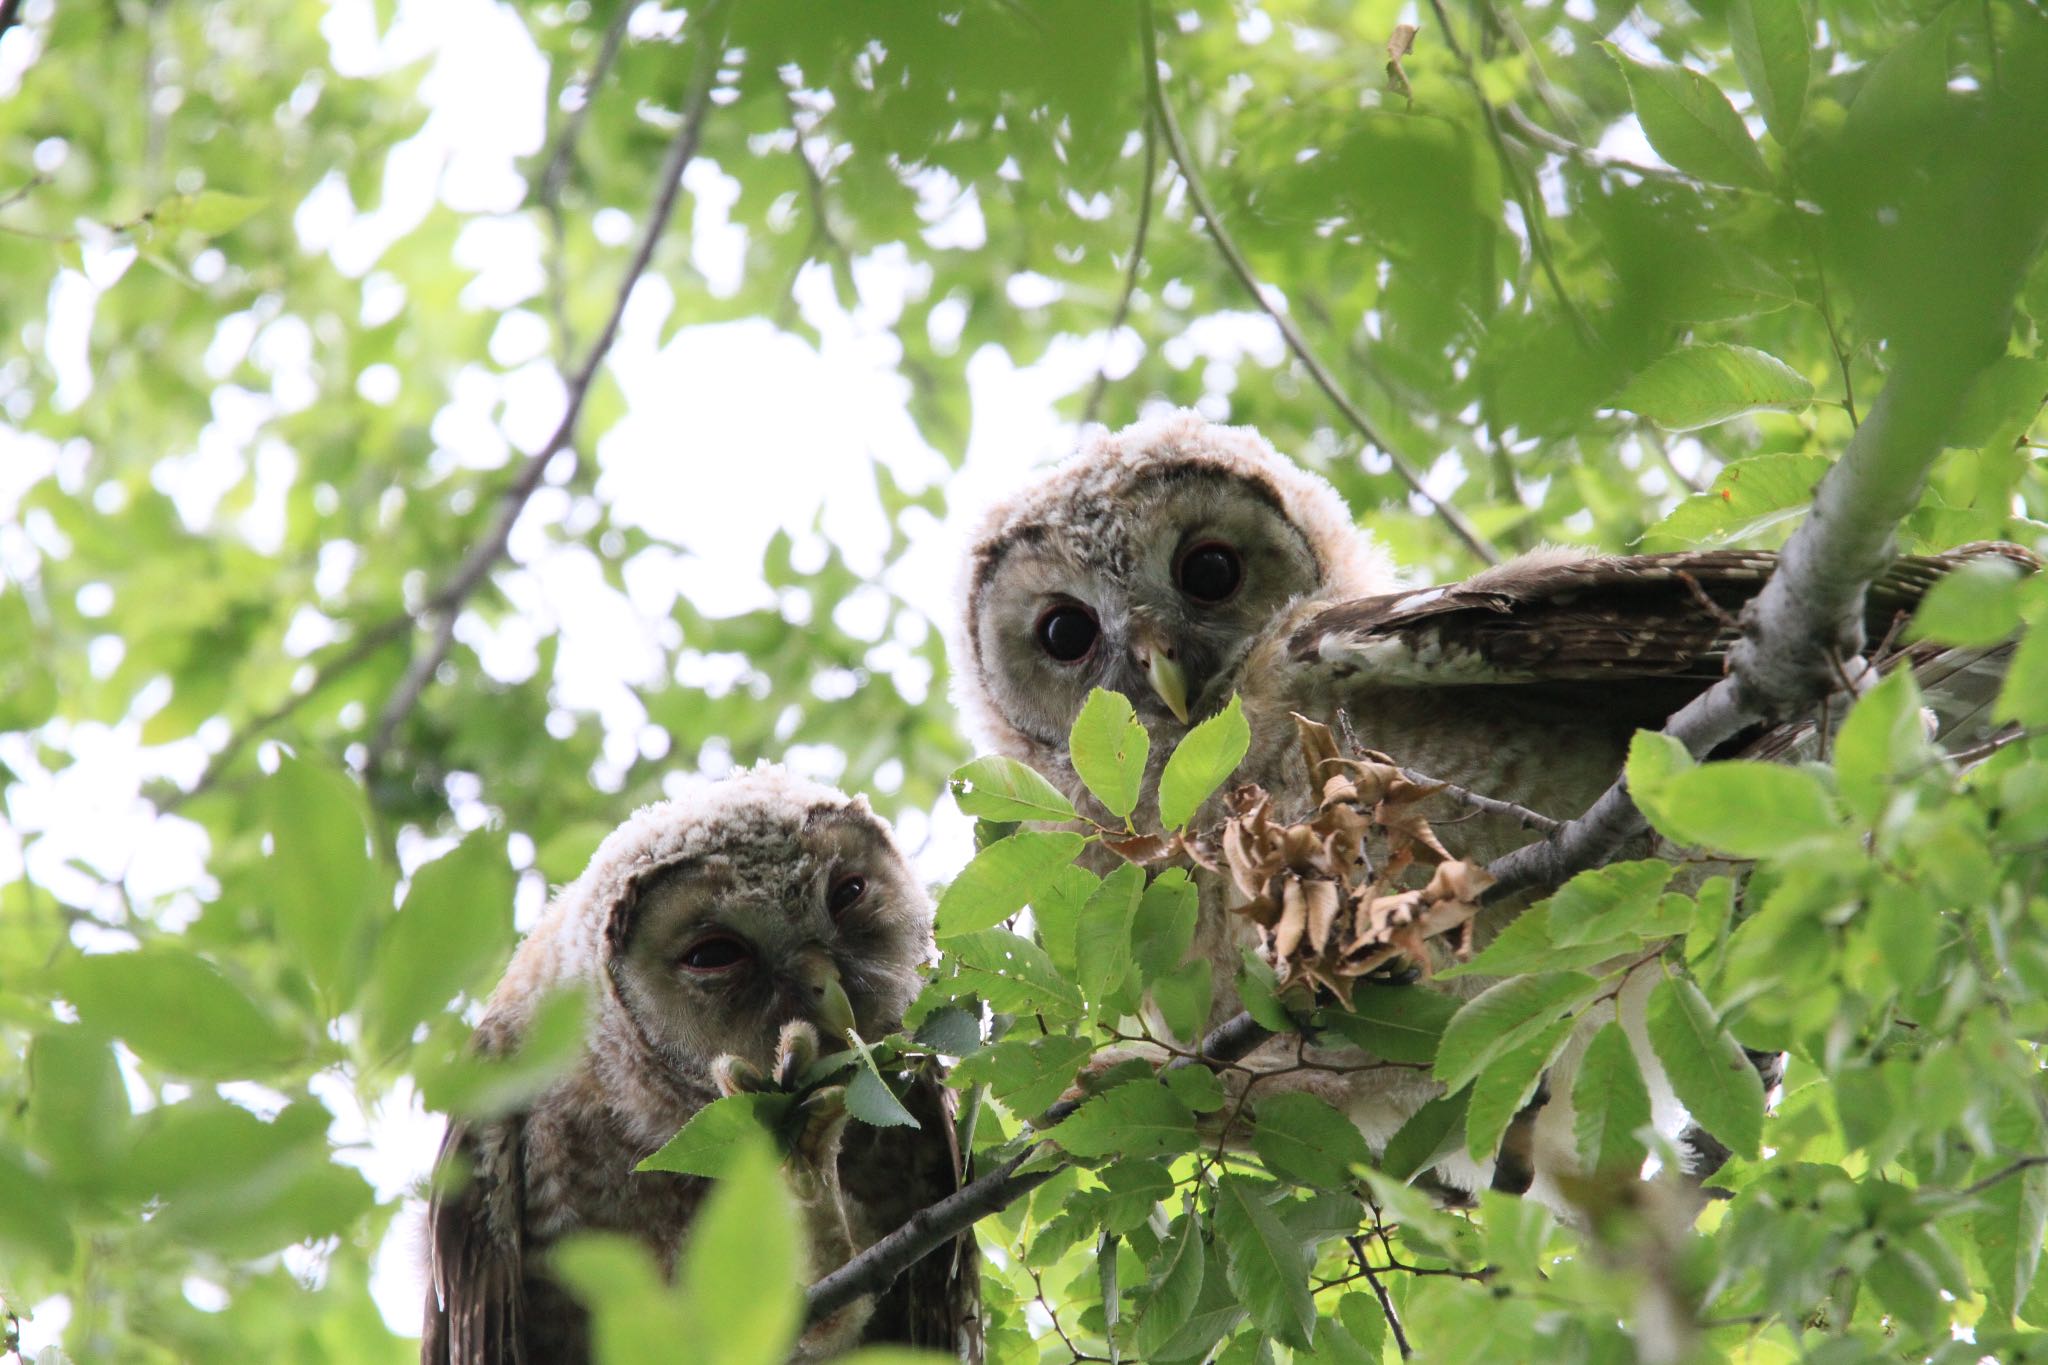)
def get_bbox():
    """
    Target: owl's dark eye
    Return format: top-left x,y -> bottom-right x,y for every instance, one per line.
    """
678,935 -> 750,974
827,875 -> 867,919
1177,541 -> 1243,604
1036,604 -> 1100,663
